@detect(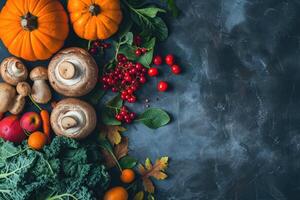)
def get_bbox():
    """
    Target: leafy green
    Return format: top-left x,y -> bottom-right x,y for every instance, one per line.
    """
0,137 -> 110,200
119,156 -> 138,169
136,7 -> 166,18
137,108 -> 171,129
162,0 -> 180,17
101,95 -> 124,126
138,38 -> 156,68
124,0 -> 169,41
